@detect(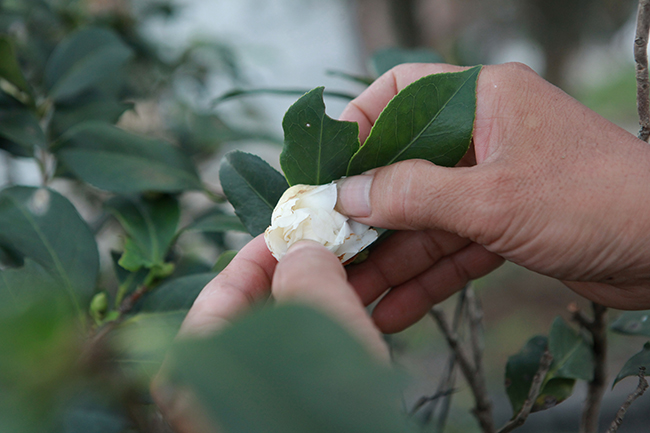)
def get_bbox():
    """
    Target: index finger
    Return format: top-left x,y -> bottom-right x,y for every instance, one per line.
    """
339,63 -> 467,143
178,235 -> 276,337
